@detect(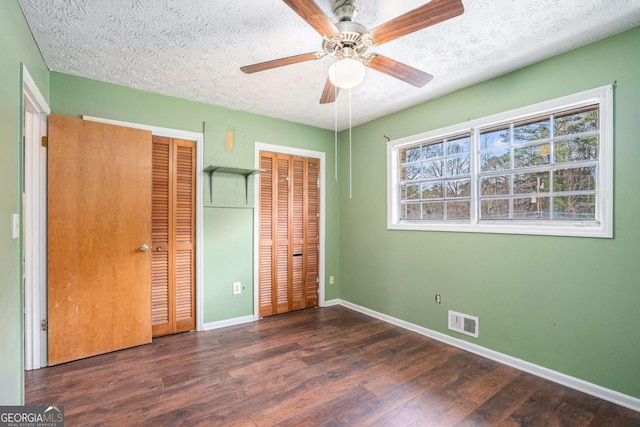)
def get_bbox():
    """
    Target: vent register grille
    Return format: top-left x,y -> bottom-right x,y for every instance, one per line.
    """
448,310 -> 479,338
